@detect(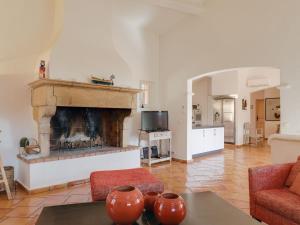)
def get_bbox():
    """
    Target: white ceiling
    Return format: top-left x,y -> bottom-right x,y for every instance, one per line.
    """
143,0 -> 206,15
114,0 -> 206,35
